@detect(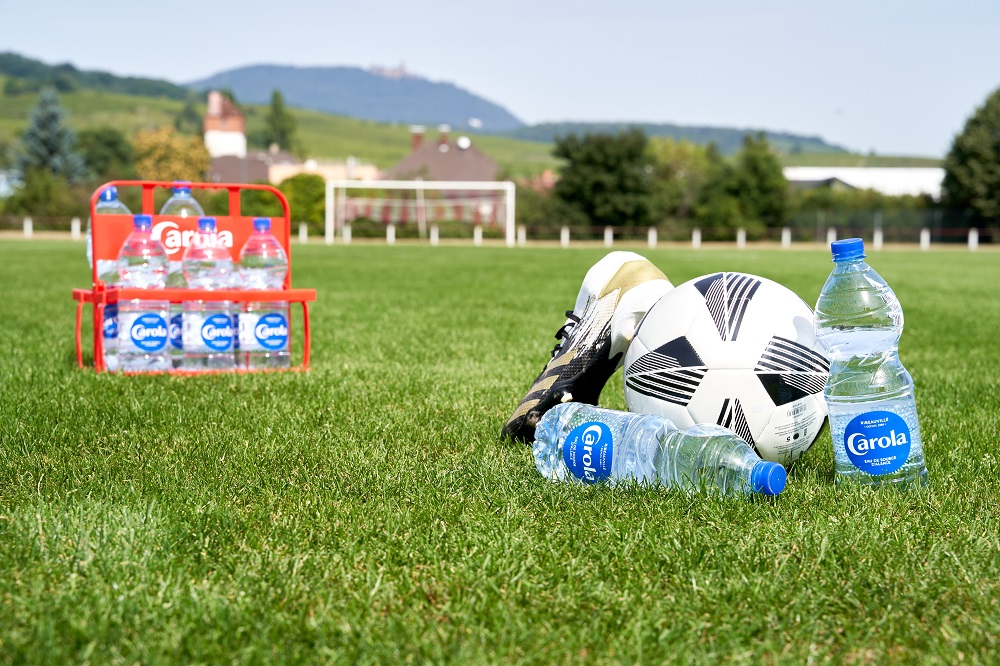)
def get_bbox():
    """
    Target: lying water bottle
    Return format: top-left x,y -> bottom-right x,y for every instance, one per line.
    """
116,214 -> 170,372
814,238 -> 928,488
182,217 -> 235,371
160,182 -> 204,368
237,218 -> 290,370
90,186 -> 132,371
533,403 -> 787,496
